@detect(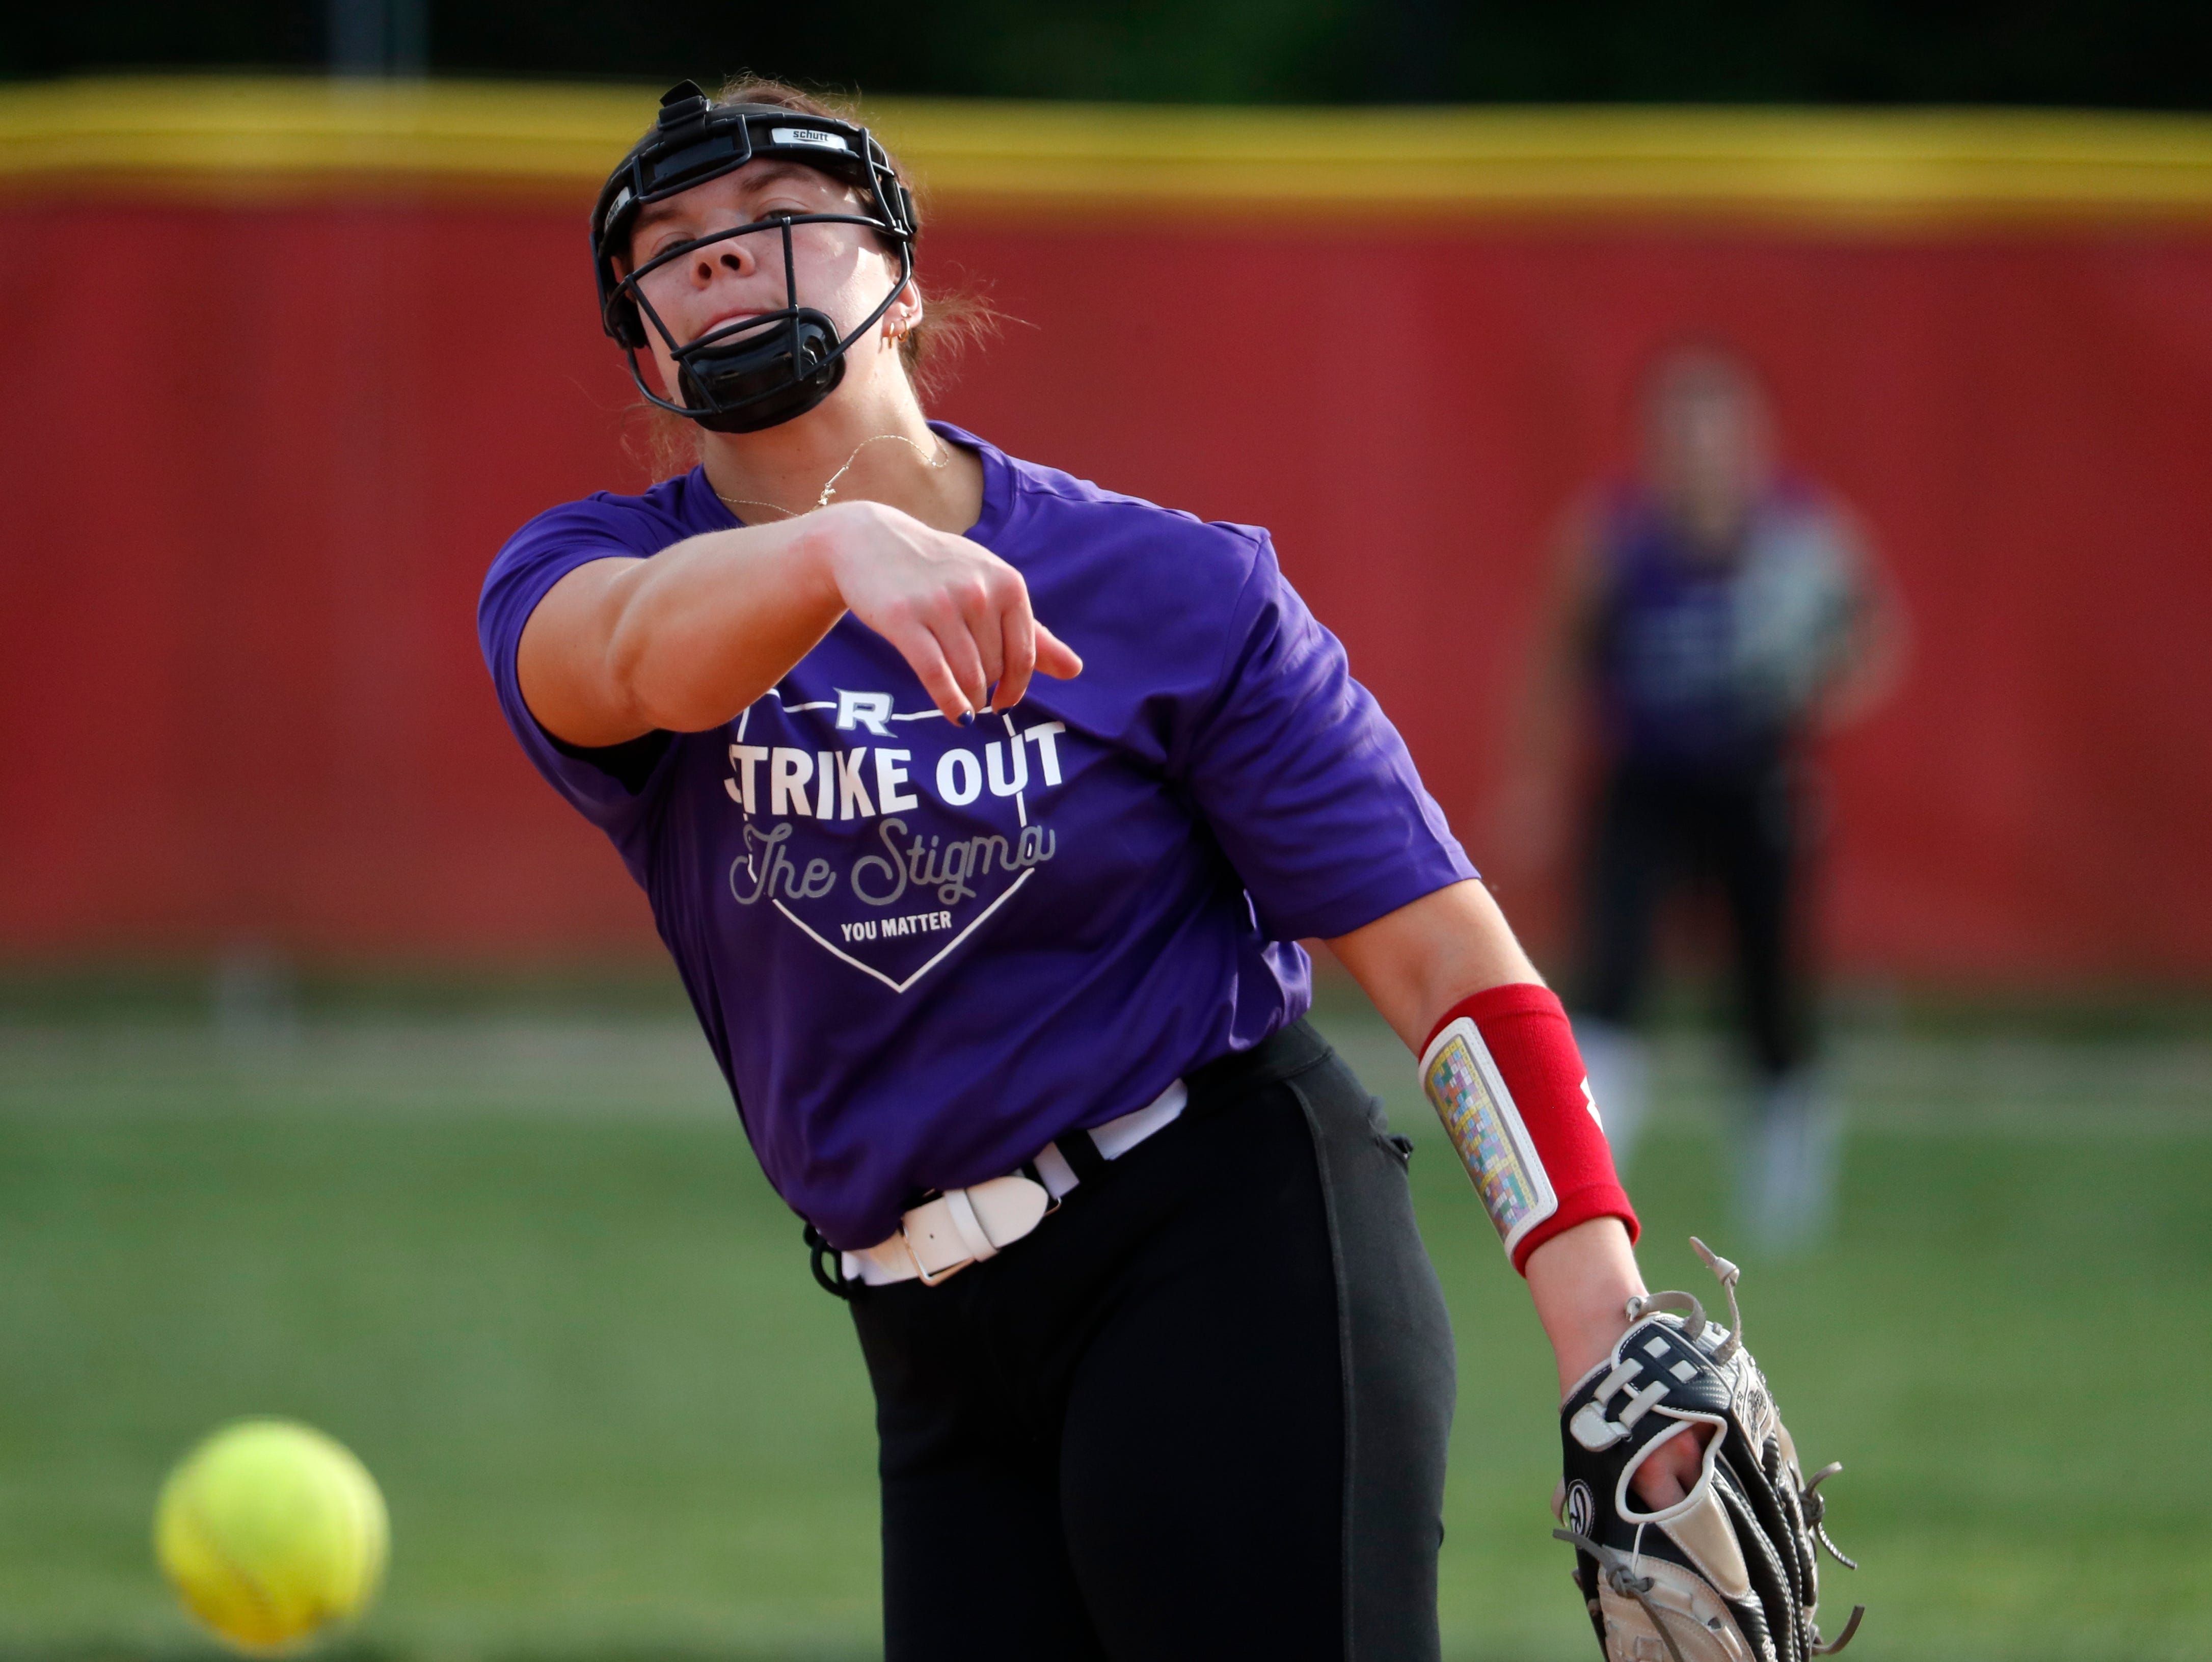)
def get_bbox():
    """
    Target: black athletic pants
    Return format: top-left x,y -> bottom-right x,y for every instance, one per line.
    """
846,1021 -> 1458,1662
1577,757 -> 1813,1079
